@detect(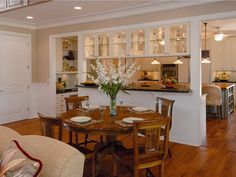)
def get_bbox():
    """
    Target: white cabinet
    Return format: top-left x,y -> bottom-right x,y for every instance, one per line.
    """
83,23 -> 190,59
148,23 -> 190,57
56,92 -> 78,114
